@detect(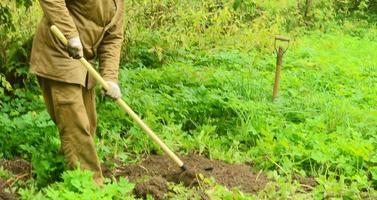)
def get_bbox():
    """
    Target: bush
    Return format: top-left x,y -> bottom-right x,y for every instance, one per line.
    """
0,0 -> 36,87
1,0 -> 376,89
